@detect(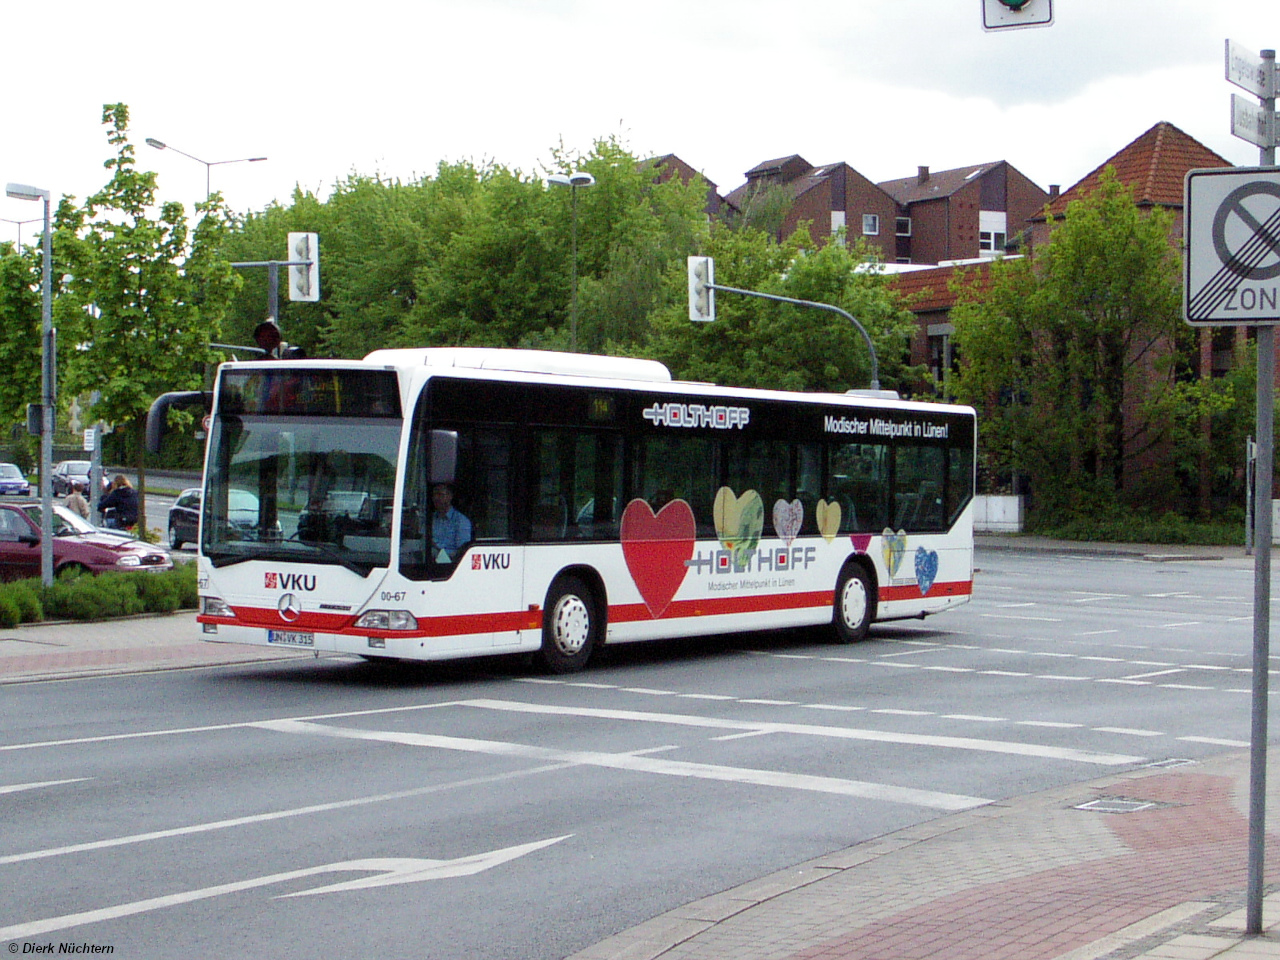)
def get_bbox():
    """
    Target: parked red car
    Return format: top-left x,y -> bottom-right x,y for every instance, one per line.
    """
0,502 -> 172,581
